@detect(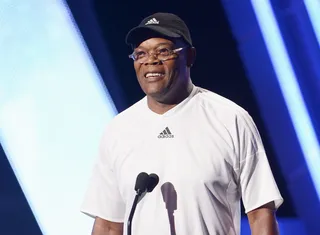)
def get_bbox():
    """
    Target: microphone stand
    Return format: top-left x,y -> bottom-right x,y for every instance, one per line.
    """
127,190 -> 143,235
127,172 -> 158,235
167,209 -> 176,235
